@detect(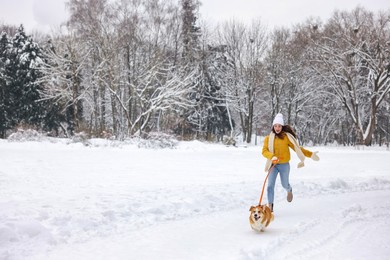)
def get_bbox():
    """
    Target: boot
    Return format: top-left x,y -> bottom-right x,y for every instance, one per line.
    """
287,190 -> 293,202
268,203 -> 274,212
